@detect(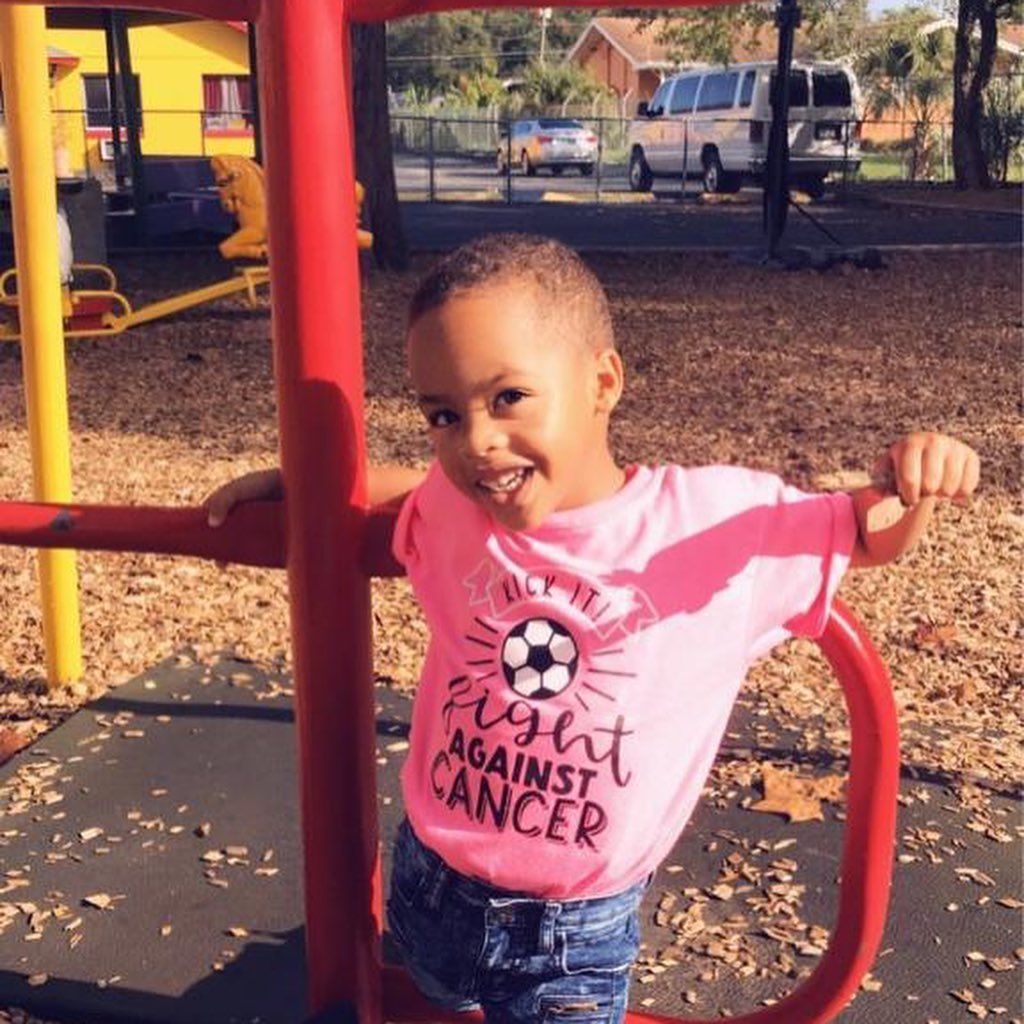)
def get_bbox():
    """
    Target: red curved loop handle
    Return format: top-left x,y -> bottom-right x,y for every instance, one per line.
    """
382,599 -> 900,1024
